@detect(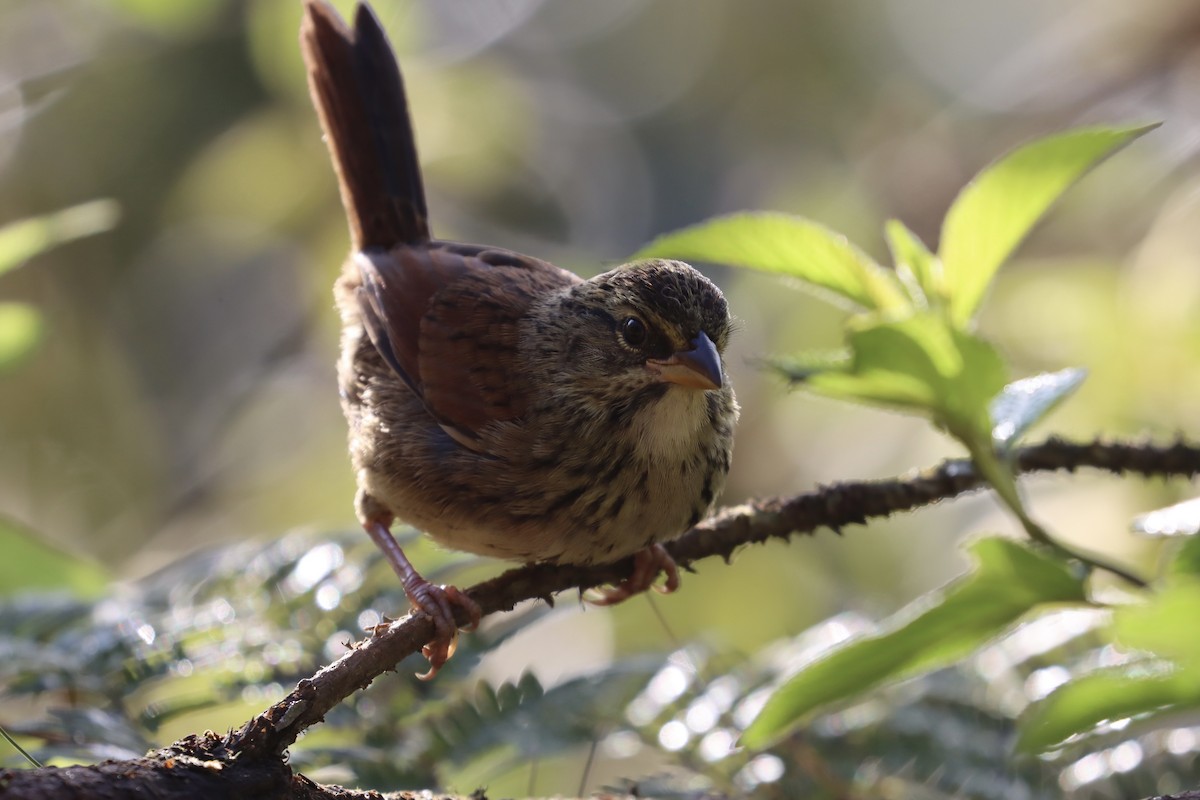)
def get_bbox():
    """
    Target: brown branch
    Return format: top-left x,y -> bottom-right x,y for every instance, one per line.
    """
230,435 -> 1200,759
0,732 -> 473,799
